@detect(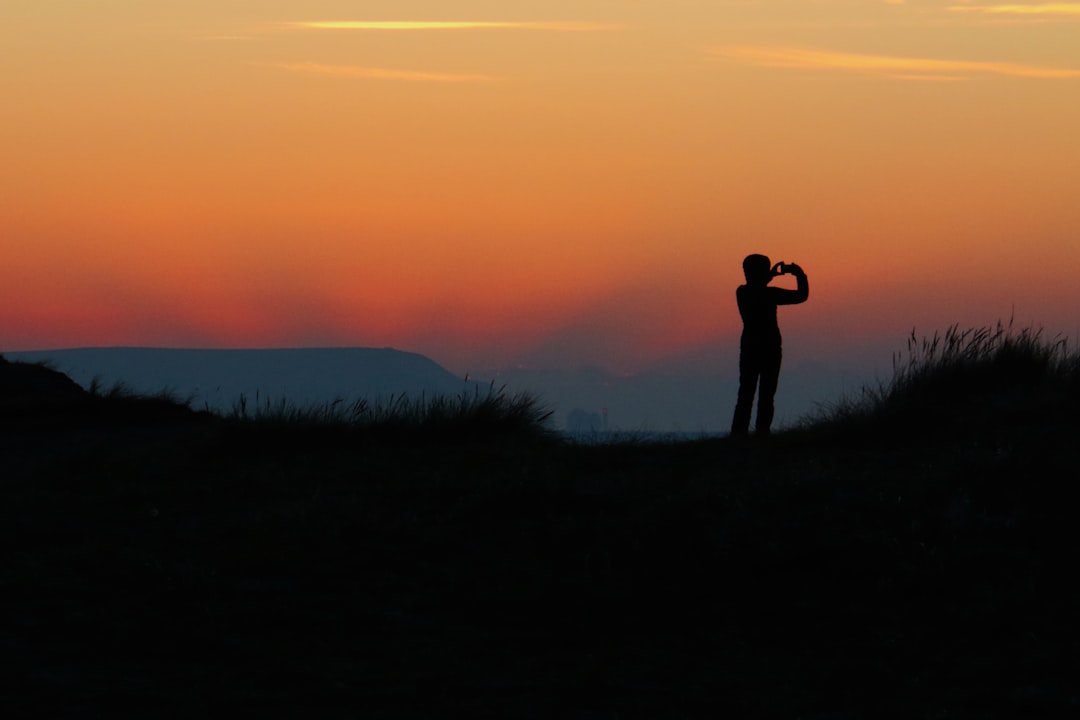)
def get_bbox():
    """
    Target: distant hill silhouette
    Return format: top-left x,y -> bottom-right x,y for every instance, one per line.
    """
6,347 -> 466,411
